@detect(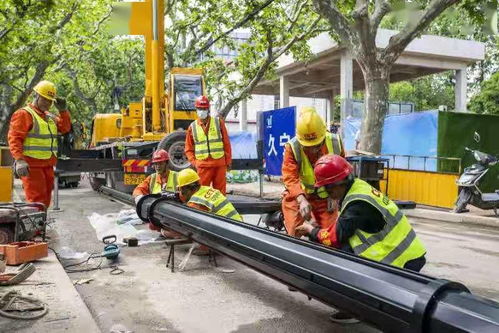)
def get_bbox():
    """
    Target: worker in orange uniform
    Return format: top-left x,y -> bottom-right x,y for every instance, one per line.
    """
184,96 -> 232,195
177,168 -> 242,255
133,149 -> 179,238
281,107 -> 345,237
8,80 -> 71,209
